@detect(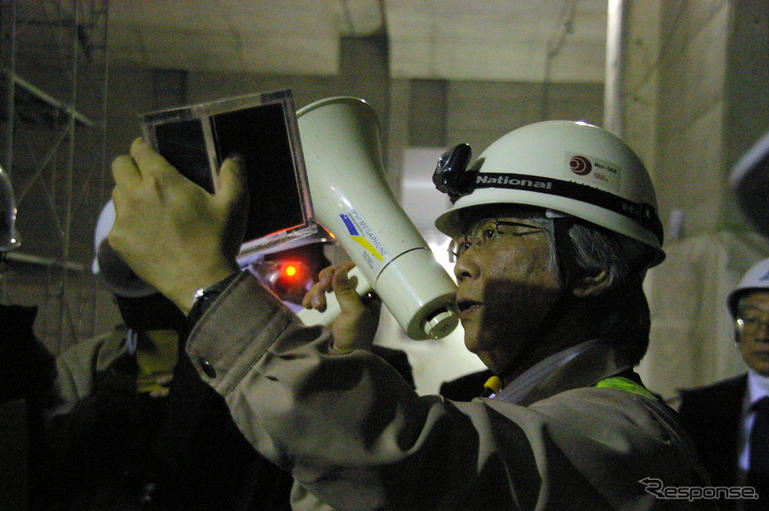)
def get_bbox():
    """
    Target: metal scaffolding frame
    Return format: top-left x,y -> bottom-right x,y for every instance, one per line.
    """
1,0 -> 109,352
